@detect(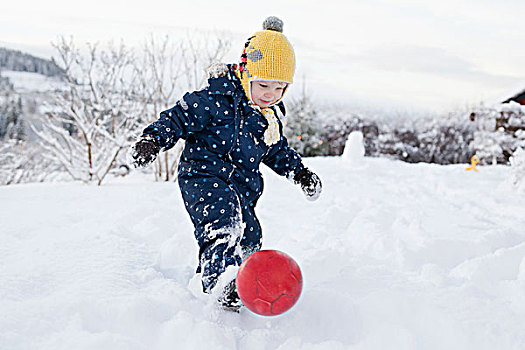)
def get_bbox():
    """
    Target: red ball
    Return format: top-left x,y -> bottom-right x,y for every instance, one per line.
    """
236,250 -> 303,316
